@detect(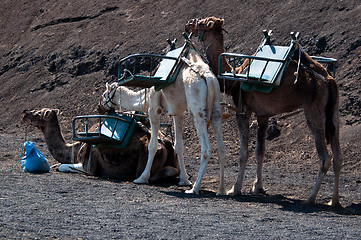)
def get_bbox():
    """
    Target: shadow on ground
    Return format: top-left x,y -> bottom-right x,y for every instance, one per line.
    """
163,190 -> 361,216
